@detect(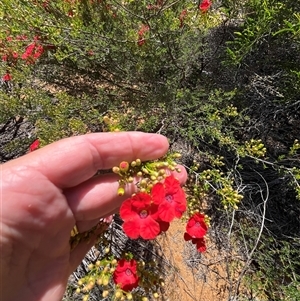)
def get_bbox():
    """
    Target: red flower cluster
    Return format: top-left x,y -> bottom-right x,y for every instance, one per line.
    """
147,0 -> 163,10
1,52 -> 18,62
120,175 -> 186,240
2,73 -> 12,81
113,259 -> 139,291
137,24 -> 150,46
1,35 -> 26,63
184,213 -> 208,252
21,37 -> 45,63
199,0 -> 212,13
29,139 -> 40,152
1,35 -> 49,65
